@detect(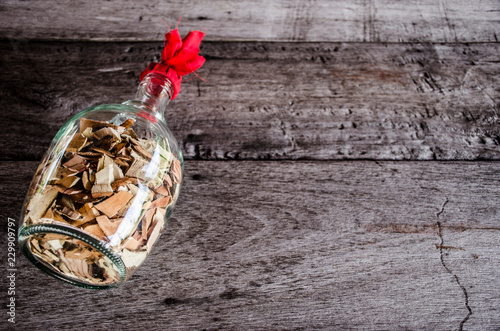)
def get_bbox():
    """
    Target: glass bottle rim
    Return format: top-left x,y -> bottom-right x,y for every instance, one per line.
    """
19,223 -> 127,290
